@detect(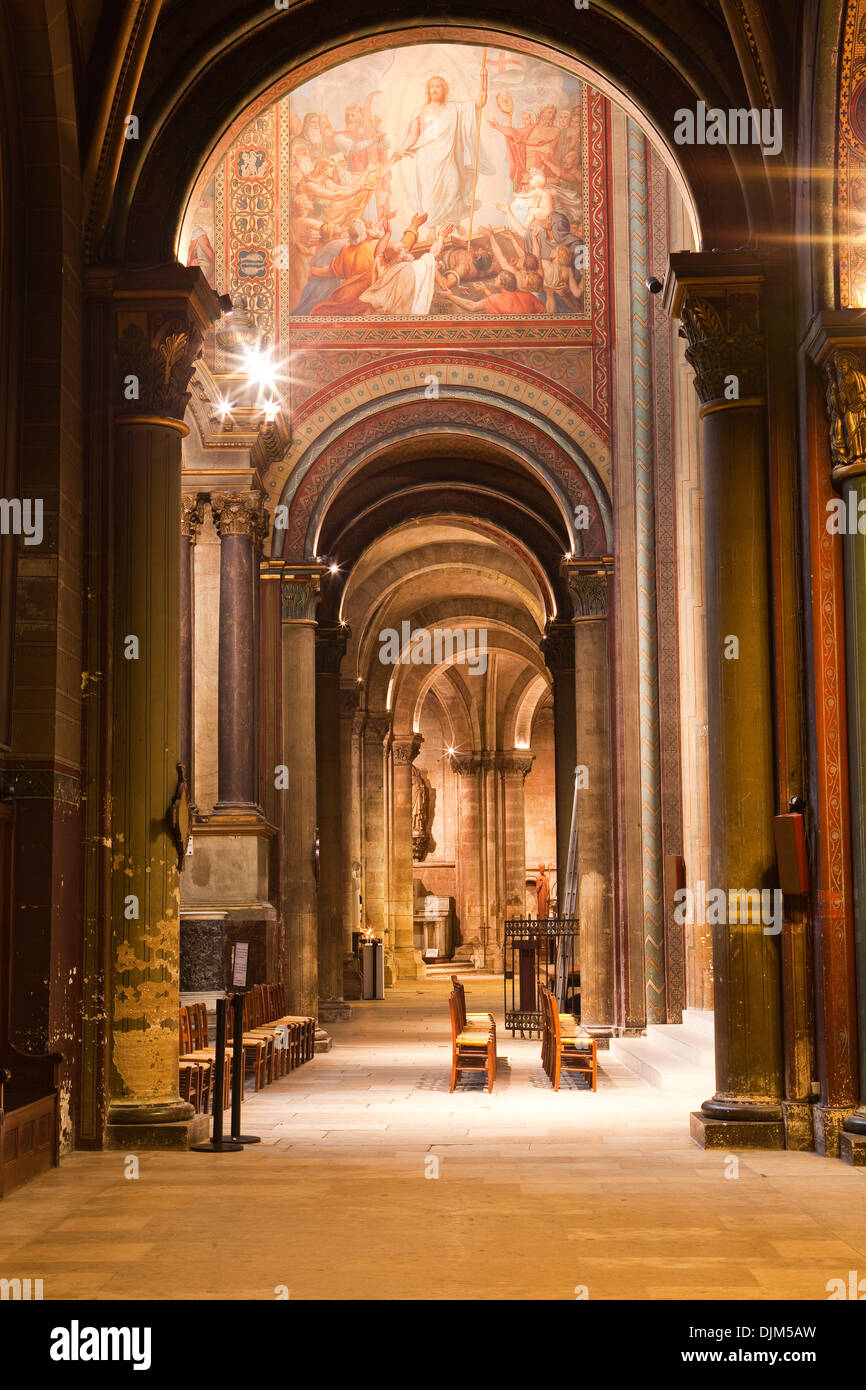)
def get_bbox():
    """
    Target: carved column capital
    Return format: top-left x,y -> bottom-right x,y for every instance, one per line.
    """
340,682 -> 361,719
451,754 -> 483,776
113,267 -> 220,427
663,253 -> 765,406
315,624 -> 349,675
568,572 -> 609,619
392,734 -> 423,766
363,714 -> 391,746
493,750 -> 535,780
540,620 -> 575,673
211,491 -> 267,548
181,494 -> 205,542
280,572 -> 321,623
